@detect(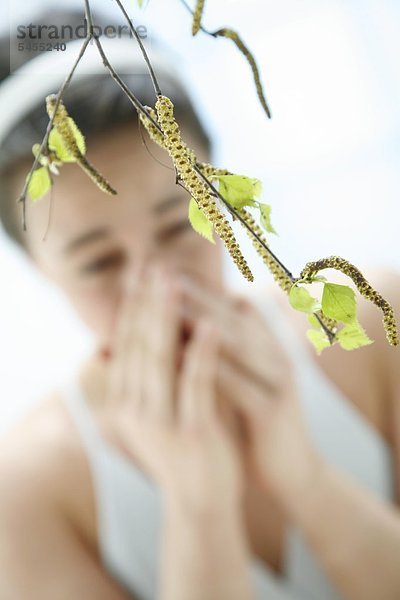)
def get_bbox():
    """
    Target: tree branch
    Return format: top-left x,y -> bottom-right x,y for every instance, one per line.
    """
16,34 -> 92,231
112,0 -> 162,96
